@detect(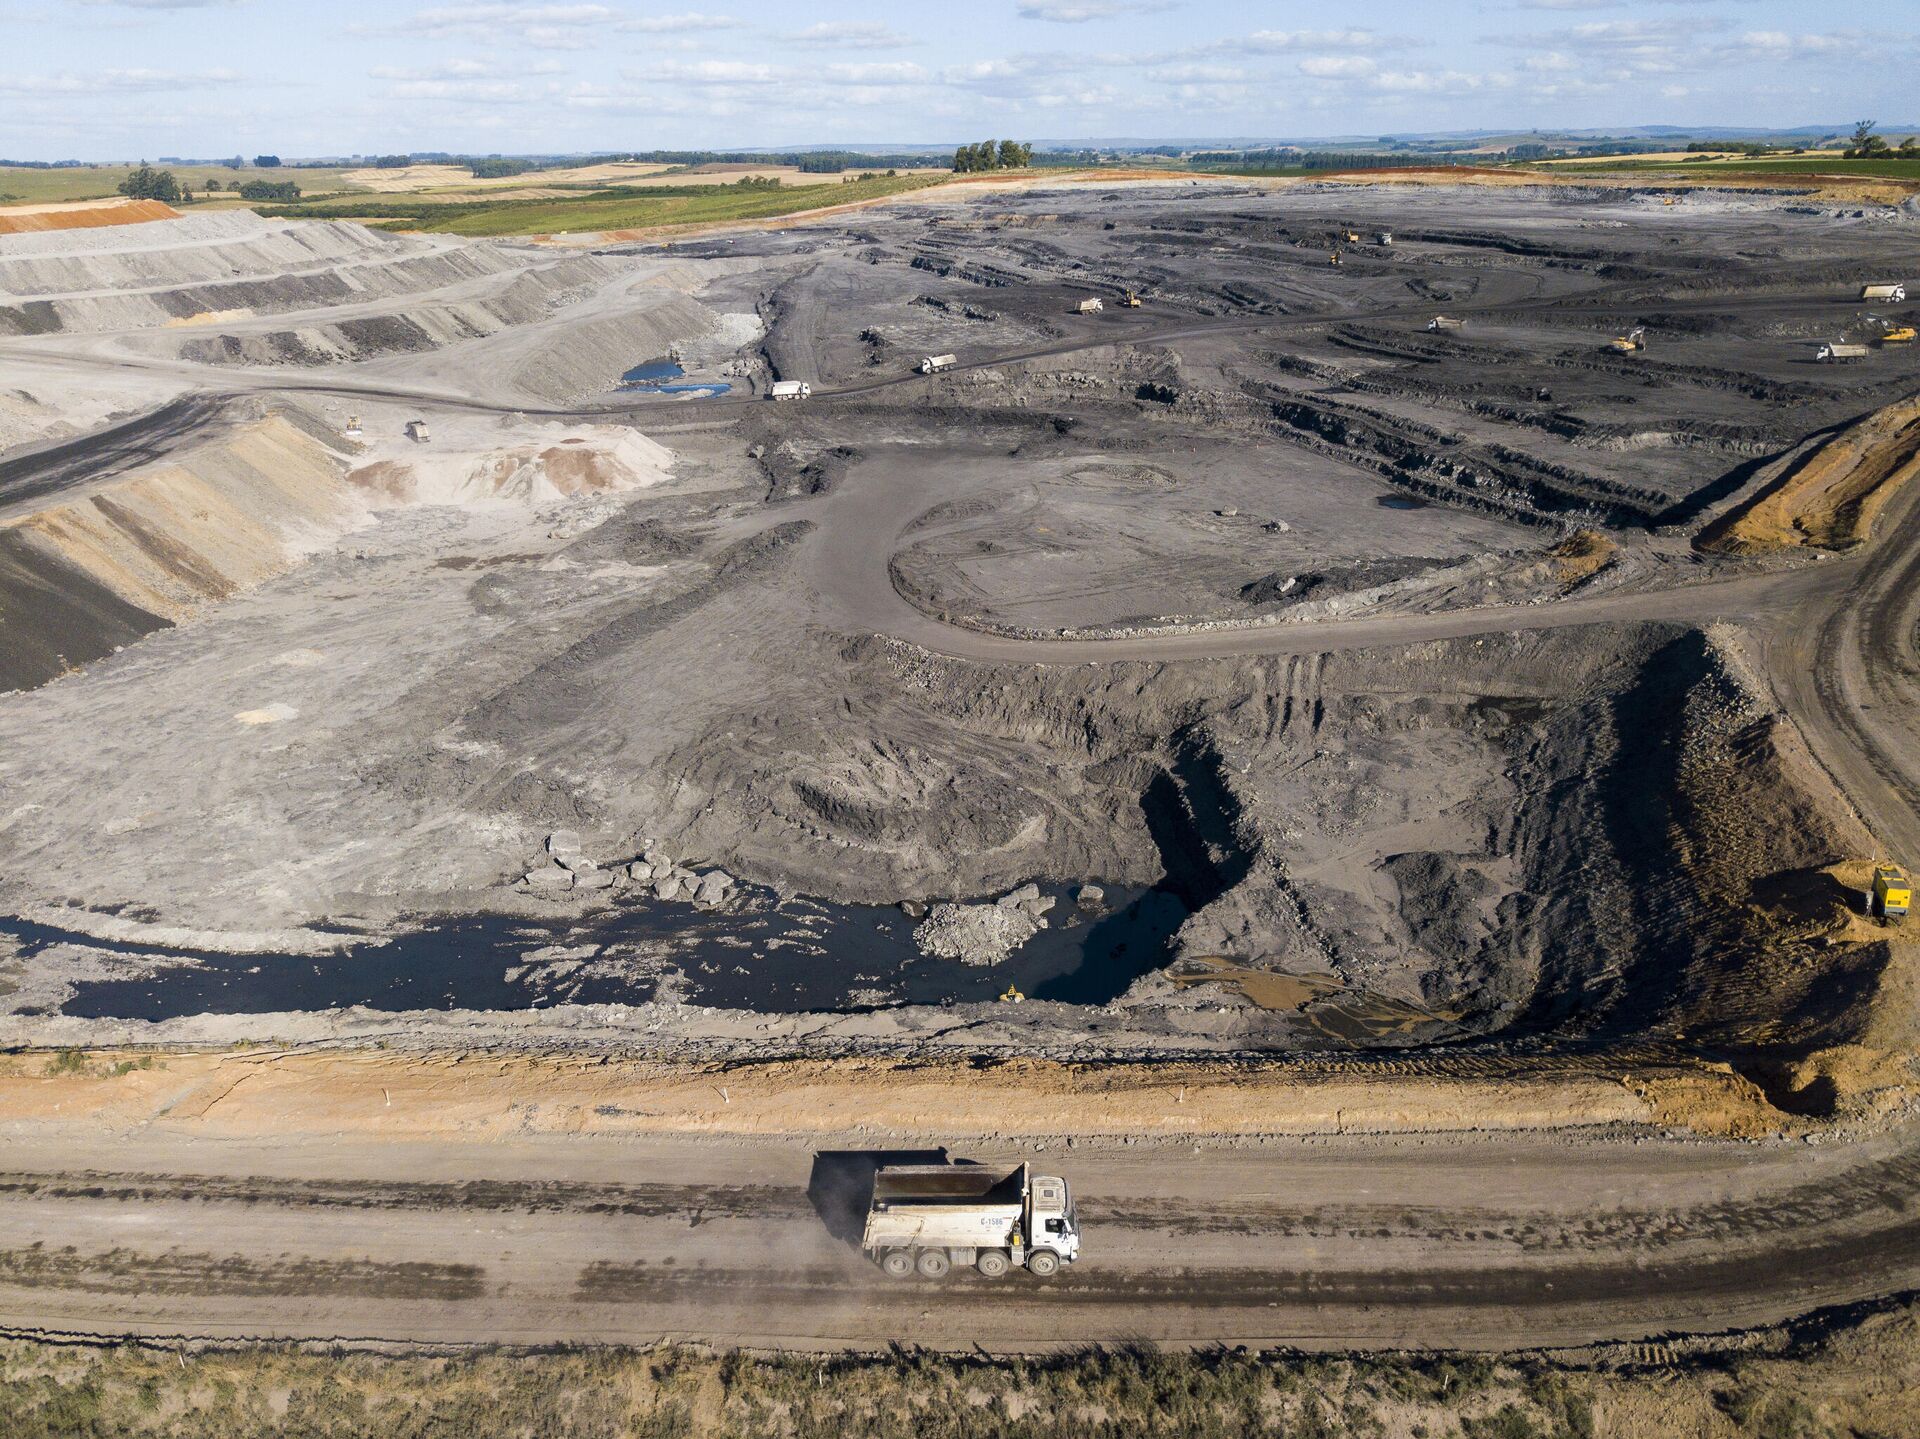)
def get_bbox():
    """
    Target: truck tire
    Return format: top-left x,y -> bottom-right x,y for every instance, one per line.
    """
1026,1250 -> 1061,1277
976,1249 -> 1010,1278
879,1250 -> 915,1279
916,1249 -> 951,1279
